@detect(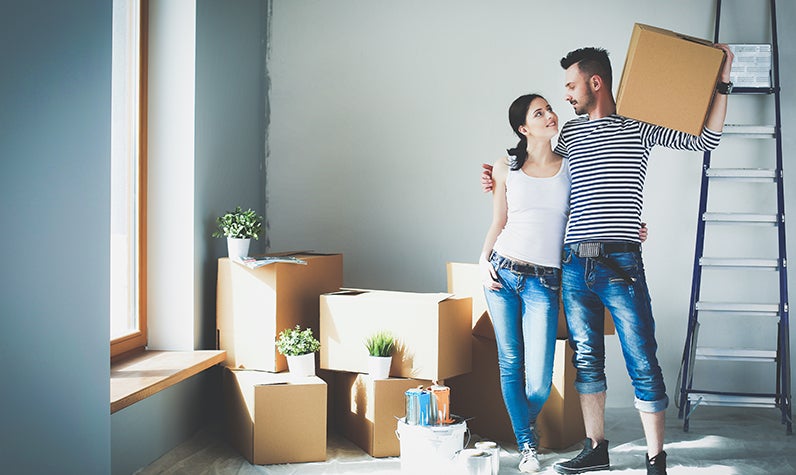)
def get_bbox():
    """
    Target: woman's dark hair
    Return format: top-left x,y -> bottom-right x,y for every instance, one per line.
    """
506,93 -> 543,170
